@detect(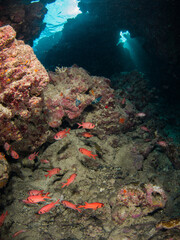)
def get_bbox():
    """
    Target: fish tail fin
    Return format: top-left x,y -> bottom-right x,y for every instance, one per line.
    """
61,183 -> 66,188
44,173 -> 49,178
77,205 -> 84,209
77,123 -> 82,128
44,192 -> 51,199
55,199 -> 61,205
66,128 -> 71,134
4,211 -> 8,217
92,154 -> 98,160
77,208 -> 81,213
